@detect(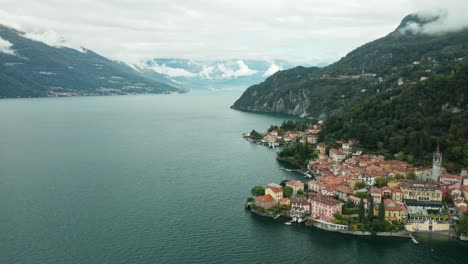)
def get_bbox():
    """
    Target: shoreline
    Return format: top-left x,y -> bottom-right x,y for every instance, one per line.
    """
248,206 -> 412,239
